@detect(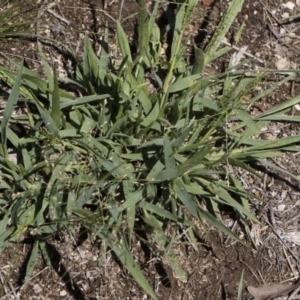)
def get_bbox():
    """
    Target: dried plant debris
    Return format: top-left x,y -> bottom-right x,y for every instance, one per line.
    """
248,281 -> 300,300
